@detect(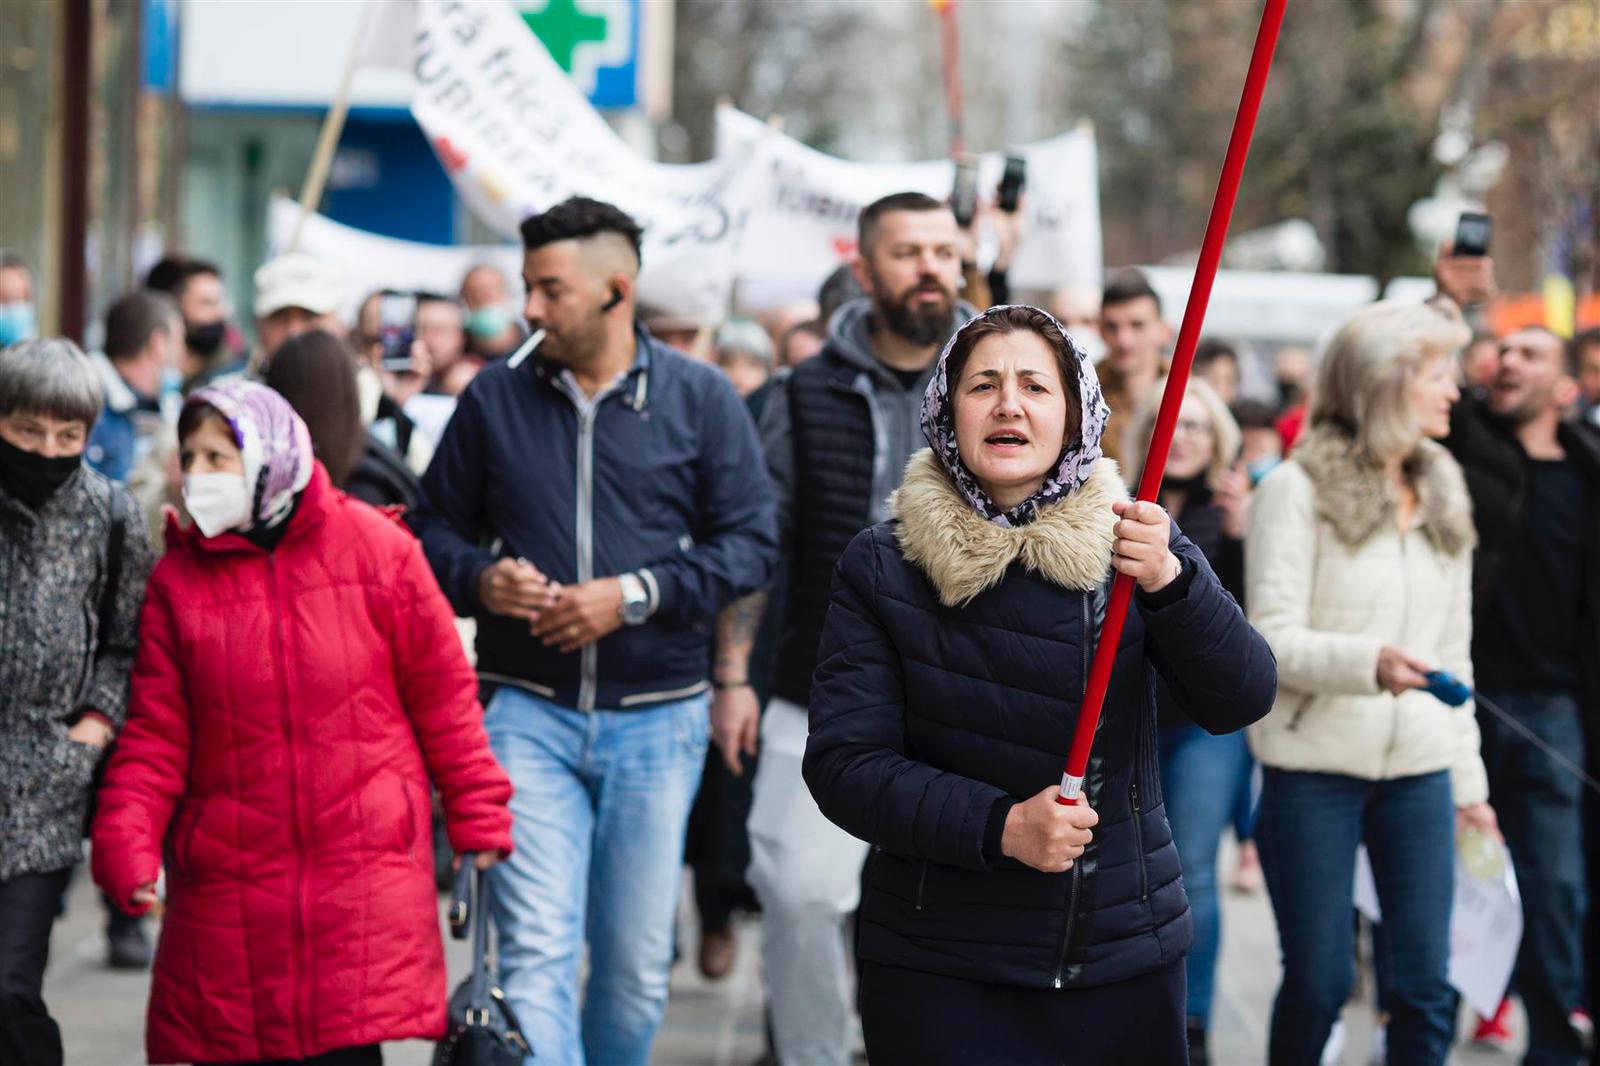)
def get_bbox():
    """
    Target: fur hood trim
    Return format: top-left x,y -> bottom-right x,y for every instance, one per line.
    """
891,448 -> 1125,607
1291,426 -> 1476,557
